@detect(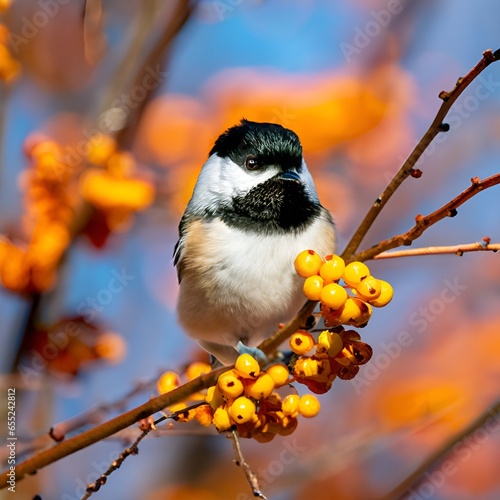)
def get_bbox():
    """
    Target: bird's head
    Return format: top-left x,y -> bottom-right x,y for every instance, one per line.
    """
186,119 -> 322,233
